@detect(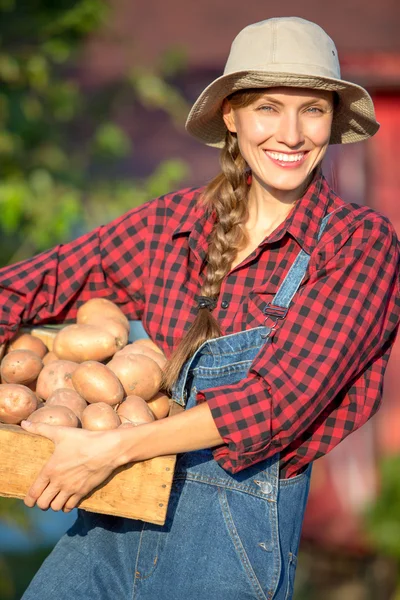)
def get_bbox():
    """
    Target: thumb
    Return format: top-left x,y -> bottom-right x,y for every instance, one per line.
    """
21,420 -> 61,442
